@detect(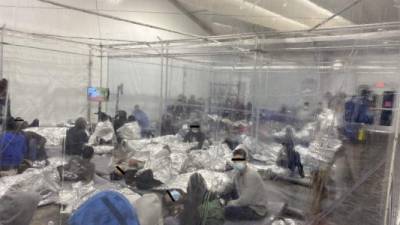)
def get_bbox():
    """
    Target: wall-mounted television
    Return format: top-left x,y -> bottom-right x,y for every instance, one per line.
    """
87,87 -> 110,102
